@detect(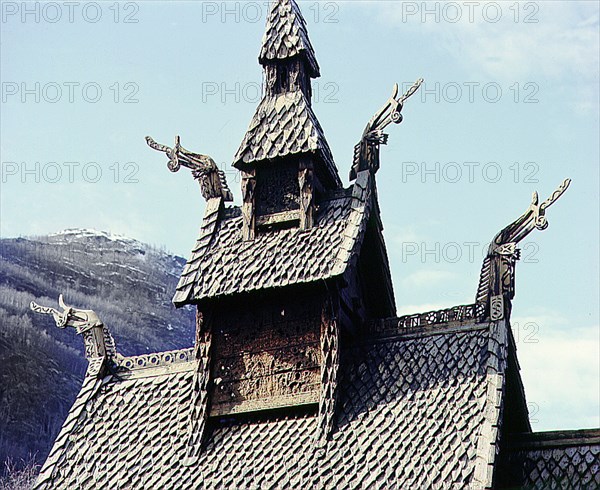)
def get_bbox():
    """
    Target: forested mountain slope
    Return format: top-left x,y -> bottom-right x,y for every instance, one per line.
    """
0,229 -> 195,477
